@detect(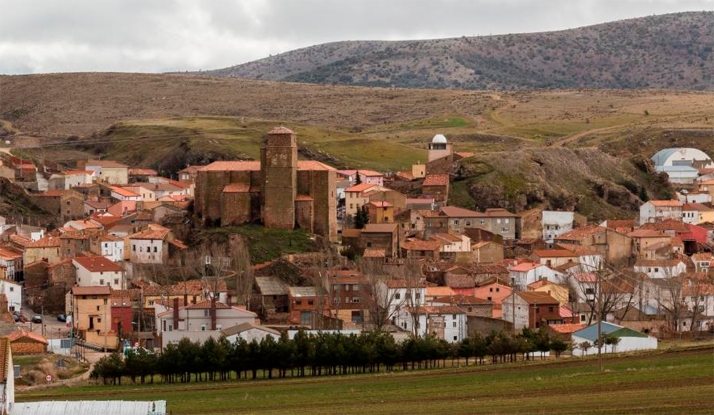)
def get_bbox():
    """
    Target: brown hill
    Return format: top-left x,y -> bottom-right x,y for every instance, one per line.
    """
204,12 -> 714,91
0,73 -> 712,221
